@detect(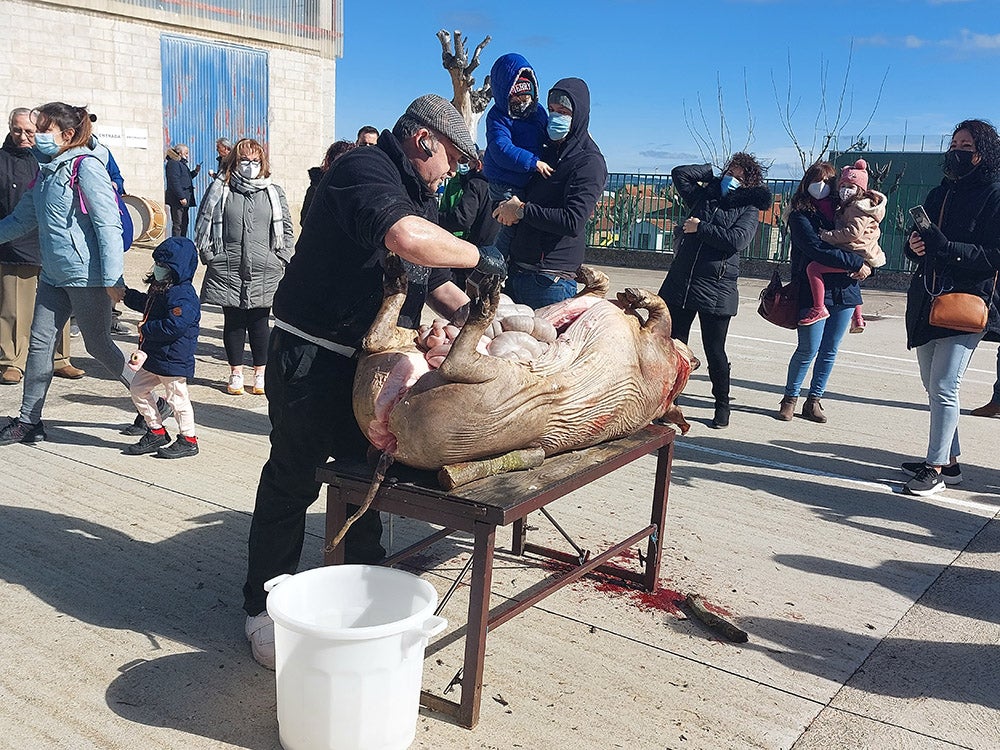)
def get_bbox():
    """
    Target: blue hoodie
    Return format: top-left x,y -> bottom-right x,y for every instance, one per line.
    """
124,236 -> 201,378
482,53 -> 549,189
